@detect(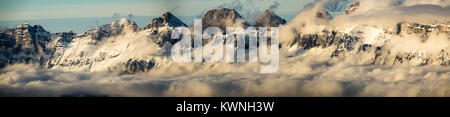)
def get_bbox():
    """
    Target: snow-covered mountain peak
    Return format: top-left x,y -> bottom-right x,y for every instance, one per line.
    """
142,12 -> 188,47
81,18 -> 140,41
143,12 -> 187,30
115,18 -> 130,25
